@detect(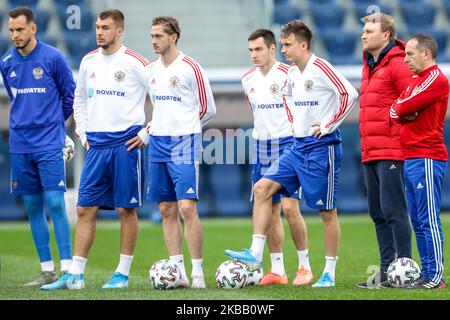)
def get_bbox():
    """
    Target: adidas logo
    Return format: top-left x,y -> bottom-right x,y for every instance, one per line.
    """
389,164 -> 397,170
130,197 -> 138,204
250,88 -> 255,93
151,78 -> 156,85
58,180 -> 65,187
186,188 -> 195,194
316,199 -> 324,206
10,71 -> 16,78
90,72 -> 96,79
417,182 -> 424,190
